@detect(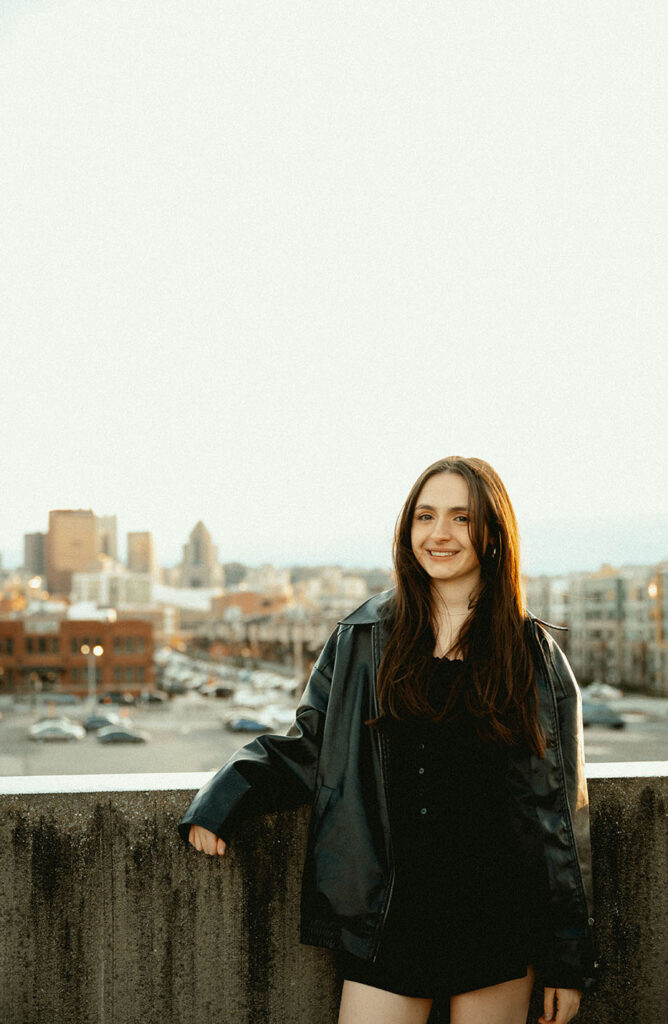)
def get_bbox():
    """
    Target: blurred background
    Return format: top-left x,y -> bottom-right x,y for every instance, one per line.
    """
1,1 -> 667,771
